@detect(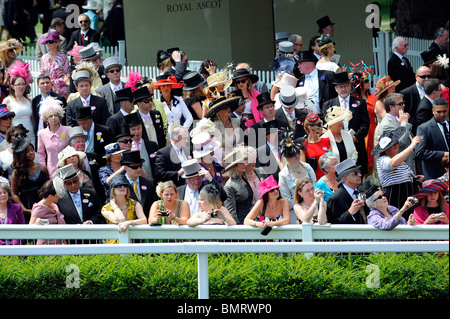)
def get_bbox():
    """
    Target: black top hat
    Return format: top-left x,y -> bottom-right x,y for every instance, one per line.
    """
262,119 -> 280,135
132,86 -> 152,102
256,92 -> 275,110
115,87 -> 134,103
231,69 -> 259,86
332,72 -> 350,85
183,71 -> 206,91
166,47 -> 180,55
121,150 -> 145,166
110,175 -> 132,190
421,47 -> 440,65
316,15 -> 335,33
73,106 -> 93,121
114,125 -> 132,141
297,51 -> 318,64
157,50 -> 170,65
371,126 -> 407,156
124,112 -> 143,128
